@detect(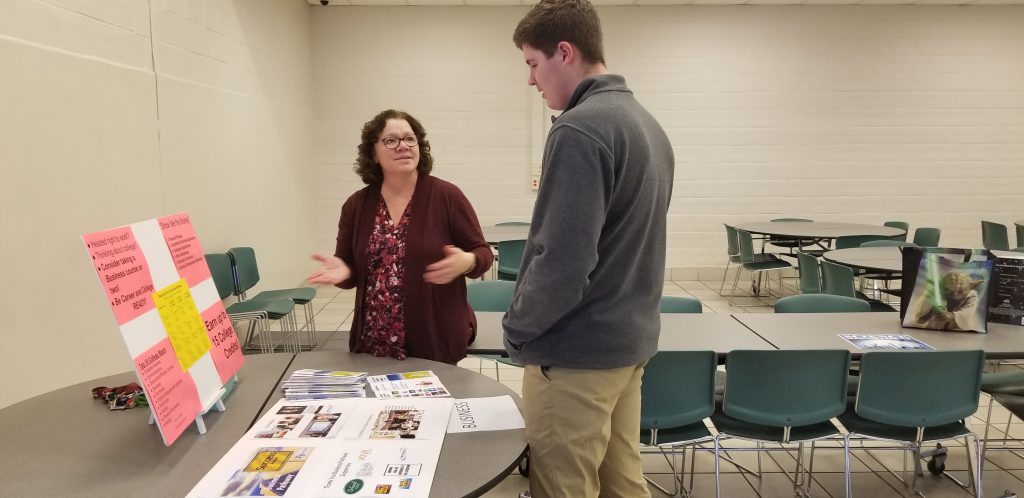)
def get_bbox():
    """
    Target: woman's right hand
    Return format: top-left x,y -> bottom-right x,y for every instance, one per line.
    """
307,254 -> 352,285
